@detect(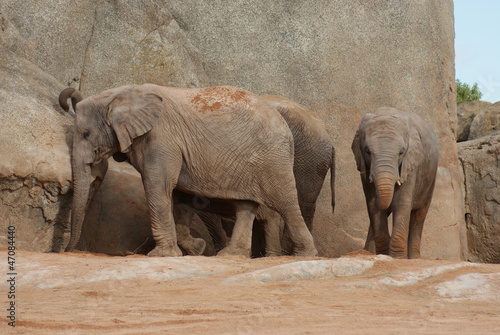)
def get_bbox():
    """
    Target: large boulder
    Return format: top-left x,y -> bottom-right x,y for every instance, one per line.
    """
468,102 -> 500,140
0,0 -> 208,251
456,100 -> 492,142
0,0 -> 209,95
459,134 -> 500,263
0,45 -> 72,251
